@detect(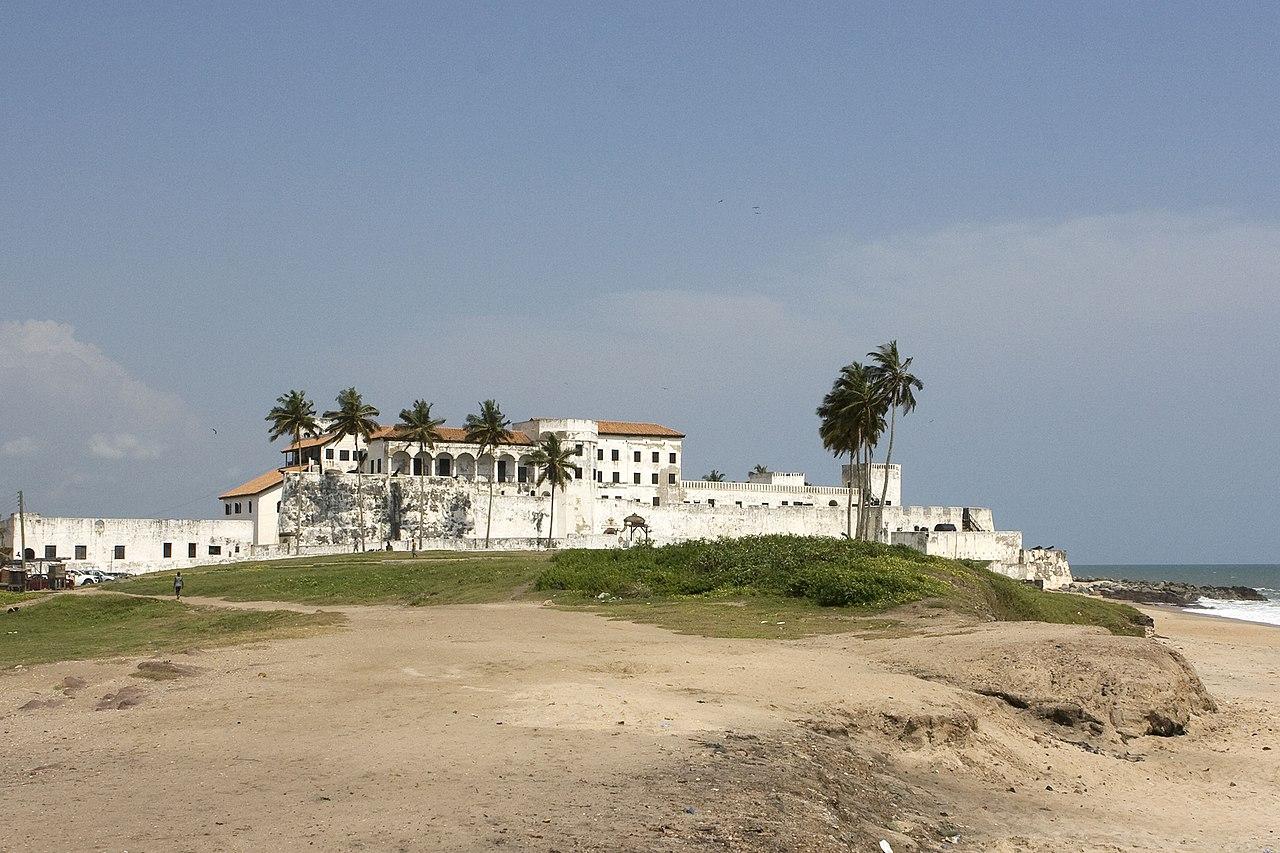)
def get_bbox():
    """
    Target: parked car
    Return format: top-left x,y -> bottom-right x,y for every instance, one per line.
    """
67,568 -> 111,586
